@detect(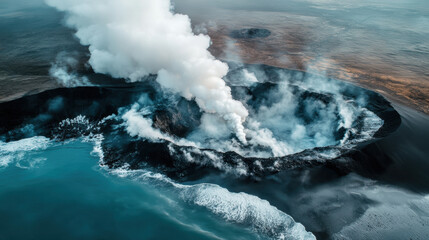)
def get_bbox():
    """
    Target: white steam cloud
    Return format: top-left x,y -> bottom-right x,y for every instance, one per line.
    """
50,52 -> 91,87
45,0 -> 248,143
